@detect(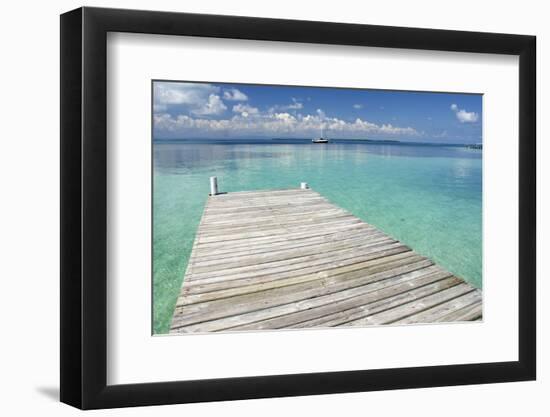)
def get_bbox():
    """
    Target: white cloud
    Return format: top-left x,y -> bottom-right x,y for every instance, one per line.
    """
456,109 -> 479,123
269,98 -> 303,112
154,82 -> 228,116
153,103 -> 167,112
154,82 -> 218,106
153,84 -> 419,138
353,104 -> 363,109
232,103 -> 259,117
287,102 -> 303,110
154,108 -> 419,138
450,103 -> 479,123
191,94 -> 227,116
287,98 -> 303,110
223,88 -> 248,101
